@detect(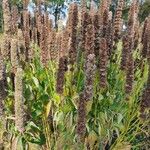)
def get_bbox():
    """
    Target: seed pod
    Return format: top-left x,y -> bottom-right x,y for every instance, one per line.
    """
15,67 -> 25,133
68,3 -> 78,67
77,93 -> 86,143
2,0 -> 11,33
113,0 -> 124,43
99,38 -> 108,88
84,54 -> 96,101
56,56 -> 68,94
